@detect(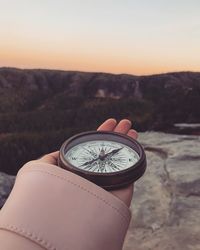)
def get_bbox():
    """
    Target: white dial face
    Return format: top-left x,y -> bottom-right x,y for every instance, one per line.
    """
65,140 -> 140,173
